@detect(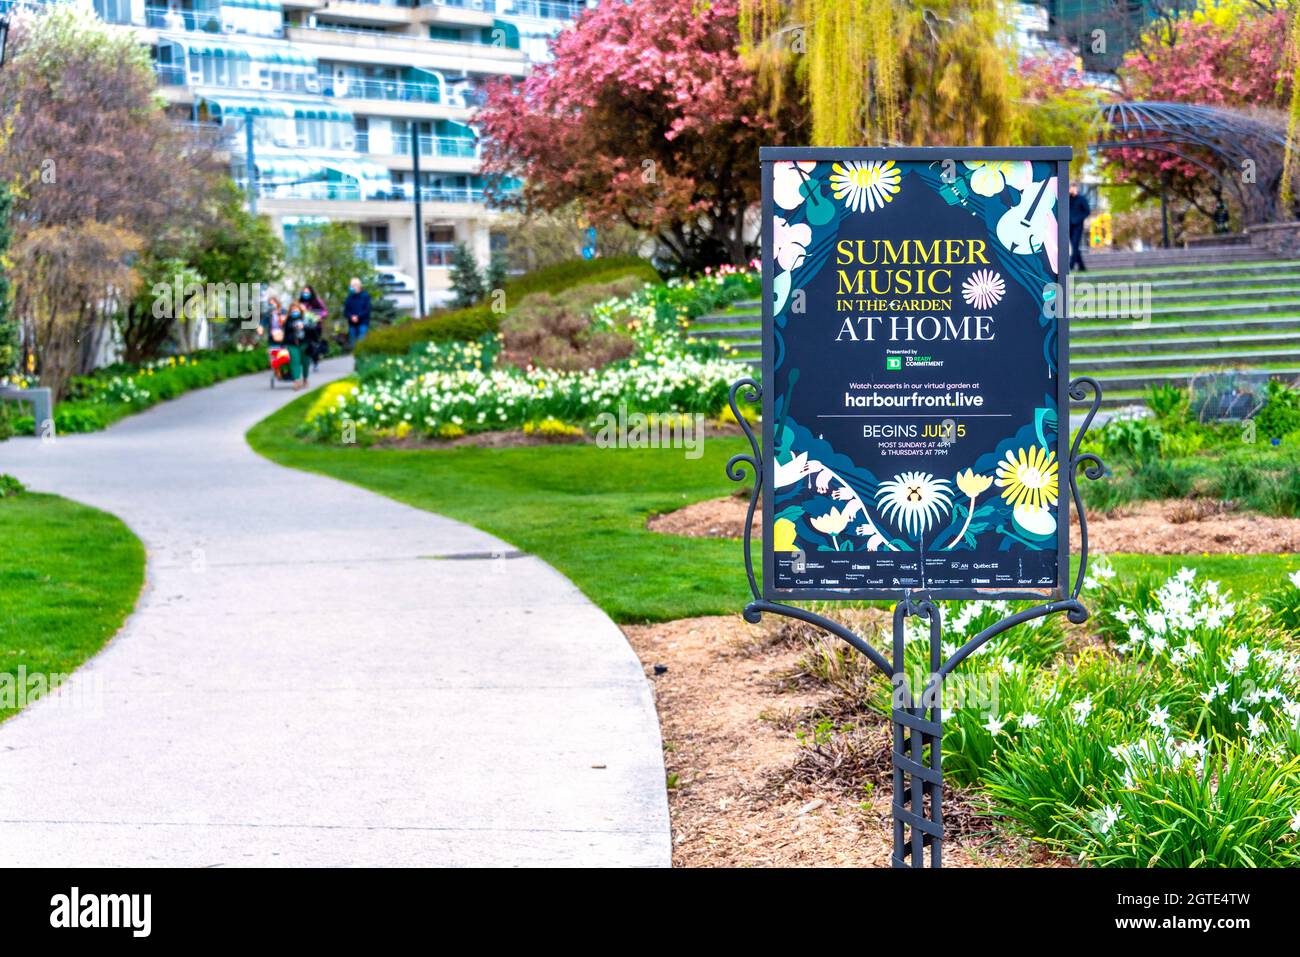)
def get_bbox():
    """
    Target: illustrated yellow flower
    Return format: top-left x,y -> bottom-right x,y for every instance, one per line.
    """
830,160 -> 900,213
773,517 -> 798,552
956,469 -> 993,497
995,446 -> 1059,511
